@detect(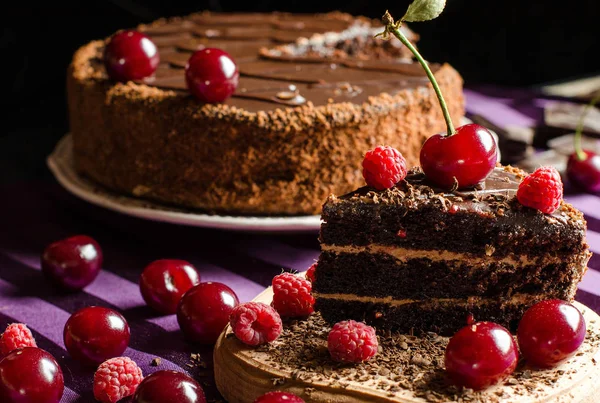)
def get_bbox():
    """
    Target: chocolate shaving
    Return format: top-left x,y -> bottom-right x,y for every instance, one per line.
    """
450,177 -> 459,192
